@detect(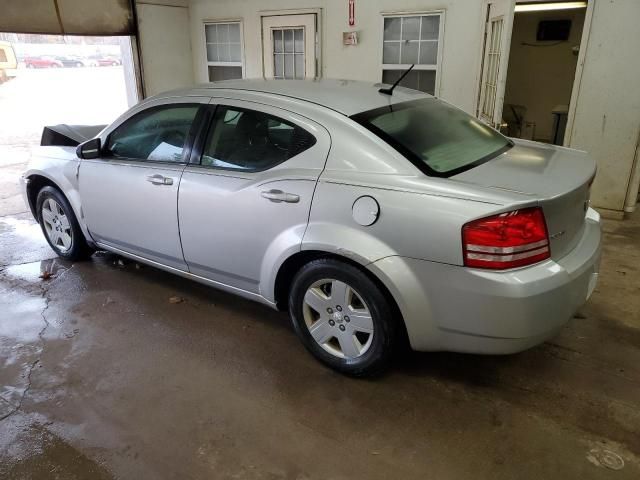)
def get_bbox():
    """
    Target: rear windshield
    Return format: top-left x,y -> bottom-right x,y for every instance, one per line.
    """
351,98 -> 512,177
